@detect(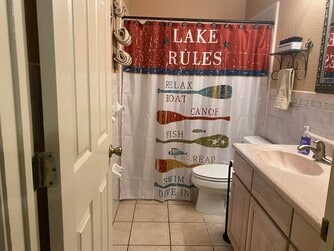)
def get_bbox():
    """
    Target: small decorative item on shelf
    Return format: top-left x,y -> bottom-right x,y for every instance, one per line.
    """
270,38 -> 313,80
278,36 -> 303,52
